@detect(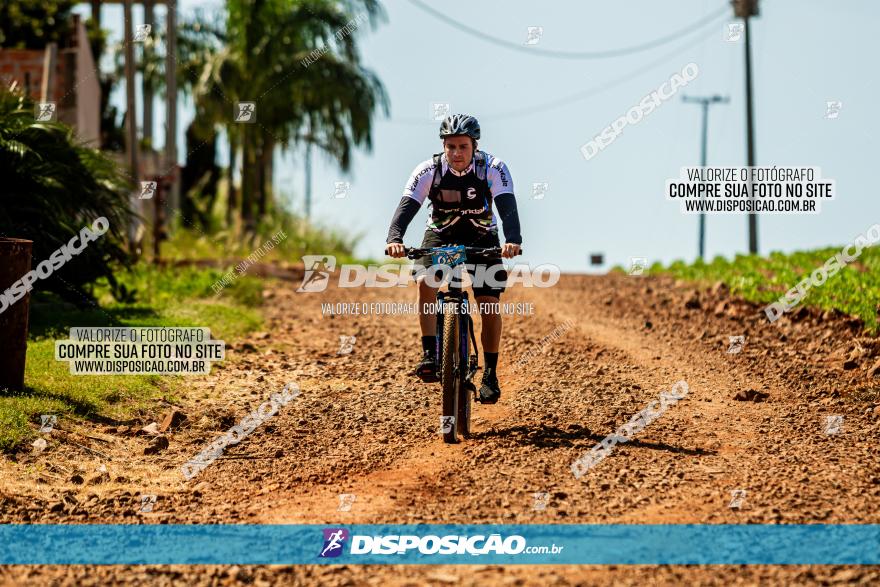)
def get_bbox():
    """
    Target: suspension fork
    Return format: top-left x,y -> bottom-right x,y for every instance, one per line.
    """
435,290 -> 478,380
434,291 -> 445,367
462,295 -> 480,383
435,290 -> 460,373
